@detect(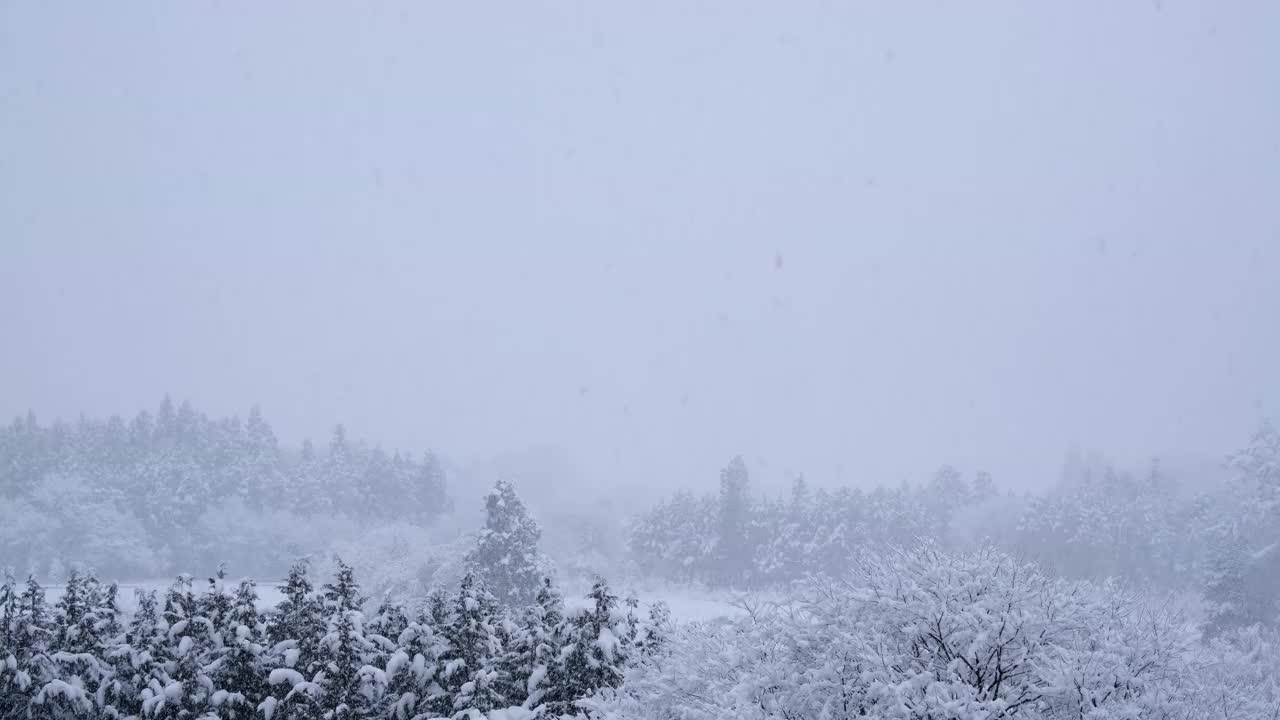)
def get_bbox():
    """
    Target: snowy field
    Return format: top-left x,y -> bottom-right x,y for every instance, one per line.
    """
42,579 -> 744,624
